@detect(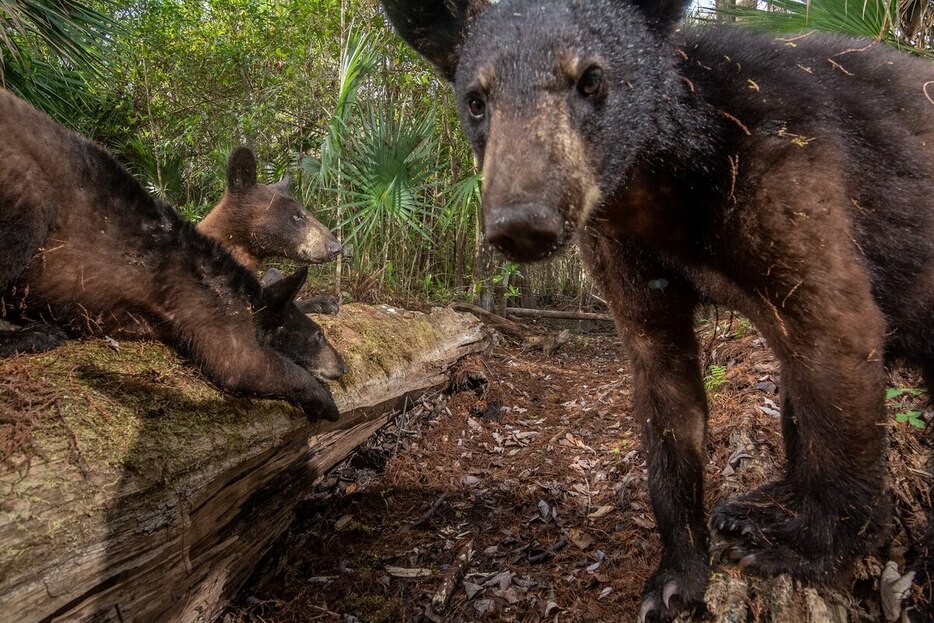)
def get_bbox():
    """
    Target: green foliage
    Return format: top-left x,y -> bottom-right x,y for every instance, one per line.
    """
895,410 -> 926,429
886,387 -> 928,429
0,0 -> 120,122
886,387 -> 925,400
715,0 -> 934,55
704,364 -> 728,392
